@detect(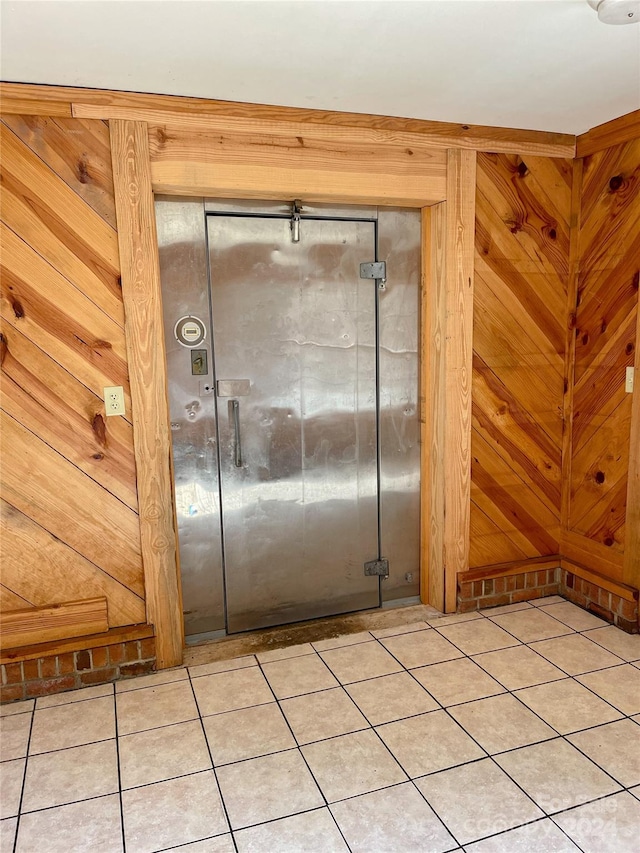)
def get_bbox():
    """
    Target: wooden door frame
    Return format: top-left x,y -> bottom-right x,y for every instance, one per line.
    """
110,119 -> 476,667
